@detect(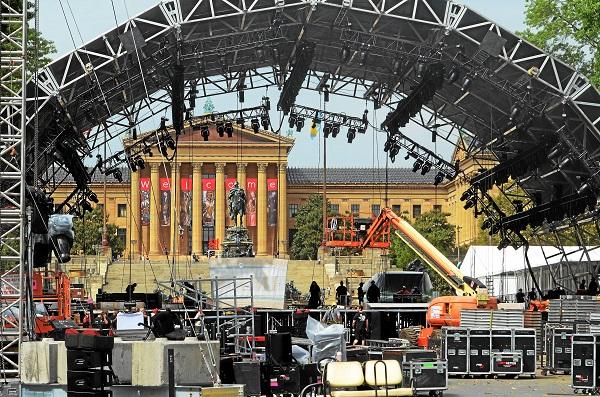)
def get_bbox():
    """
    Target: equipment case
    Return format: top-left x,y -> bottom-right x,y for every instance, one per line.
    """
443,327 -> 468,375
544,325 -> 573,375
513,328 -> 536,377
401,359 -> 447,396
491,351 -> 522,377
468,329 -> 491,375
572,334 -> 600,393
